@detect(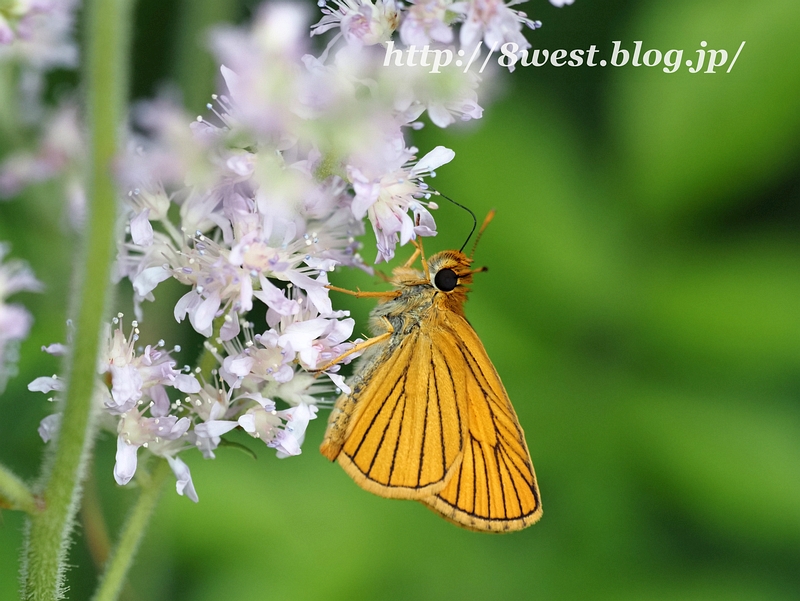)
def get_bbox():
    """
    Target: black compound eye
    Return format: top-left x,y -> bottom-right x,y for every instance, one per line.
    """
433,268 -> 458,292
